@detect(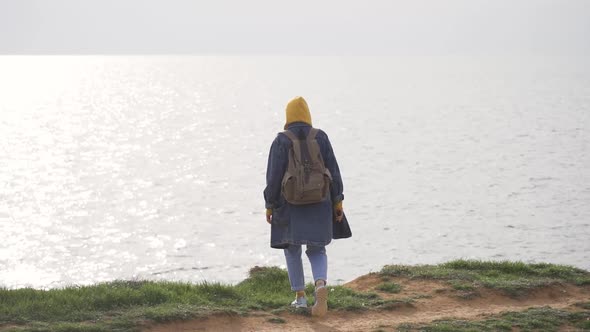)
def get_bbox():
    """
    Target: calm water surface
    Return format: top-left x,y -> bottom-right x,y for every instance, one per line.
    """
0,56 -> 589,289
